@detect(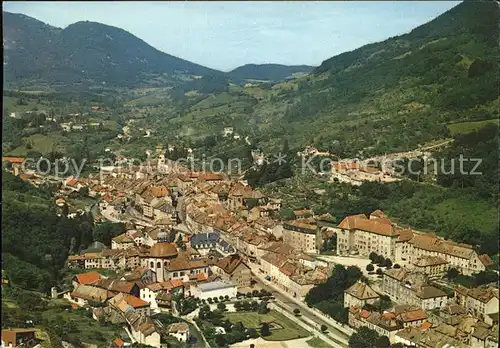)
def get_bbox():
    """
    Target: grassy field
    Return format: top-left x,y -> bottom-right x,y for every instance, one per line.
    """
306,337 -> 333,348
66,196 -> 97,210
447,119 -> 498,136
7,133 -> 66,156
223,310 -> 310,341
